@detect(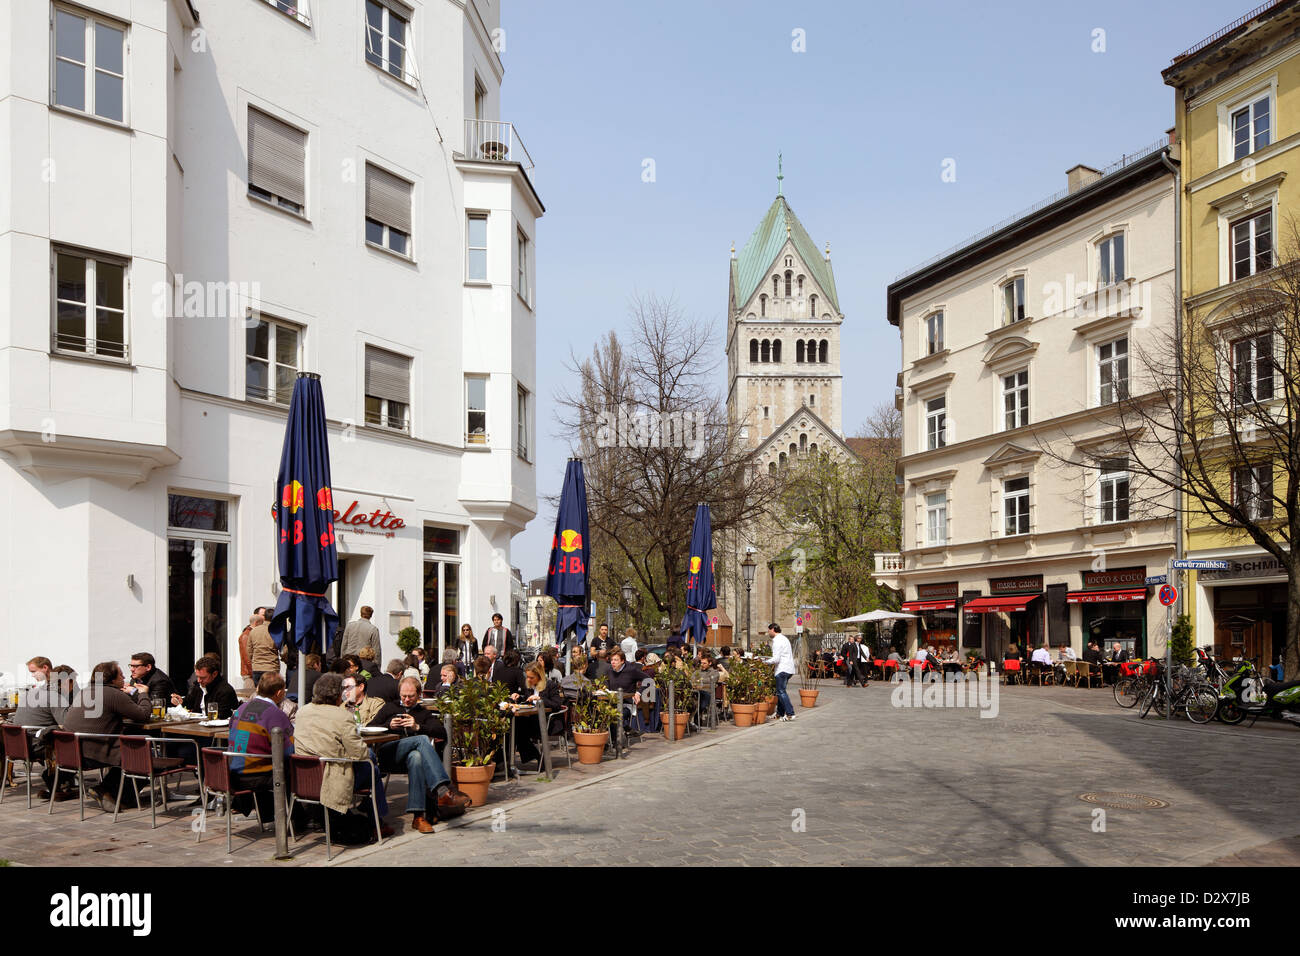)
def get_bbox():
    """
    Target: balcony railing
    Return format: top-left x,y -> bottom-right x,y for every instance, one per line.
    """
875,553 -> 903,574
464,119 -> 535,176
